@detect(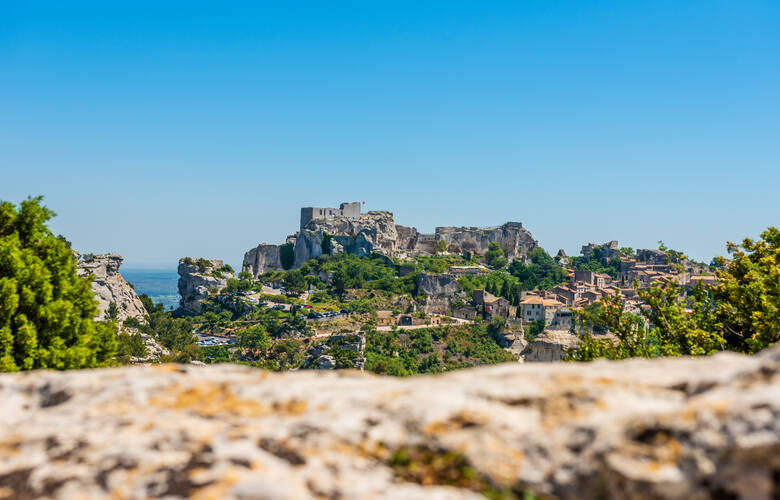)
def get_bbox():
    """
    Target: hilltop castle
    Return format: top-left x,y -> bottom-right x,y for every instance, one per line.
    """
300,202 -> 361,228
242,202 -> 538,276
